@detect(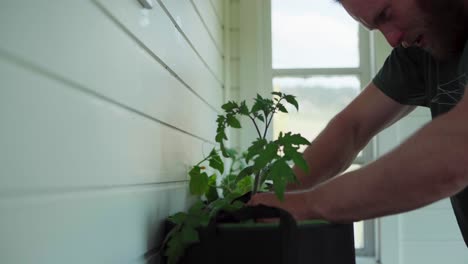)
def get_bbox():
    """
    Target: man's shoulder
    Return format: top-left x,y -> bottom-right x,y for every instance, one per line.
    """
372,46 -> 430,106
